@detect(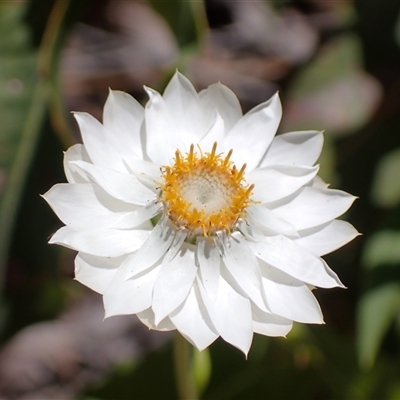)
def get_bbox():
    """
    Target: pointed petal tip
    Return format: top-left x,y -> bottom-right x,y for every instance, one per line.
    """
103,307 -> 121,320
103,307 -> 111,320
179,331 -> 213,352
331,279 -> 347,290
72,110 -> 88,118
153,315 -> 161,326
228,336 -> 253,357
143,85 -> 158,98
47,234 -> 57,244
